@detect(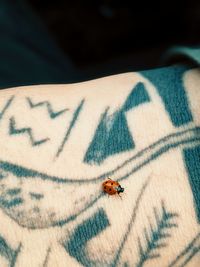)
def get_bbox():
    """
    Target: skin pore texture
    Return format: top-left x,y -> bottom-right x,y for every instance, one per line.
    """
0,67 -> 199,267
